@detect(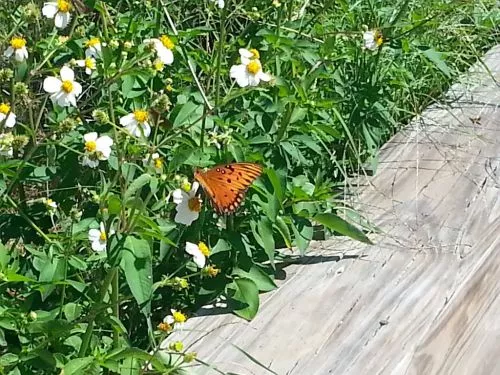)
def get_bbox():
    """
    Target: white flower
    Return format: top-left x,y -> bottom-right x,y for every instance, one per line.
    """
84,37 -> 102,58
88,222 -> 112,252
43,66 -> 82,107
163,309 -> 187,329
76,56 -> 96,75
363,30 -> 383,51
0,134 -> 13,157
82,132 -> 113,168
238,48 -> 259,64
42,0 -> 72,29
4,36 -> 28,62
185,241 -> 210,268
172,182 -> 201,226
143,152 -> 163,173
0,103 -> 16,128
119,109 -> 151,138
43,198 -> 58,212
230,48 -> 271,88
211,0 -> 224,8
144,35 -> 174,65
